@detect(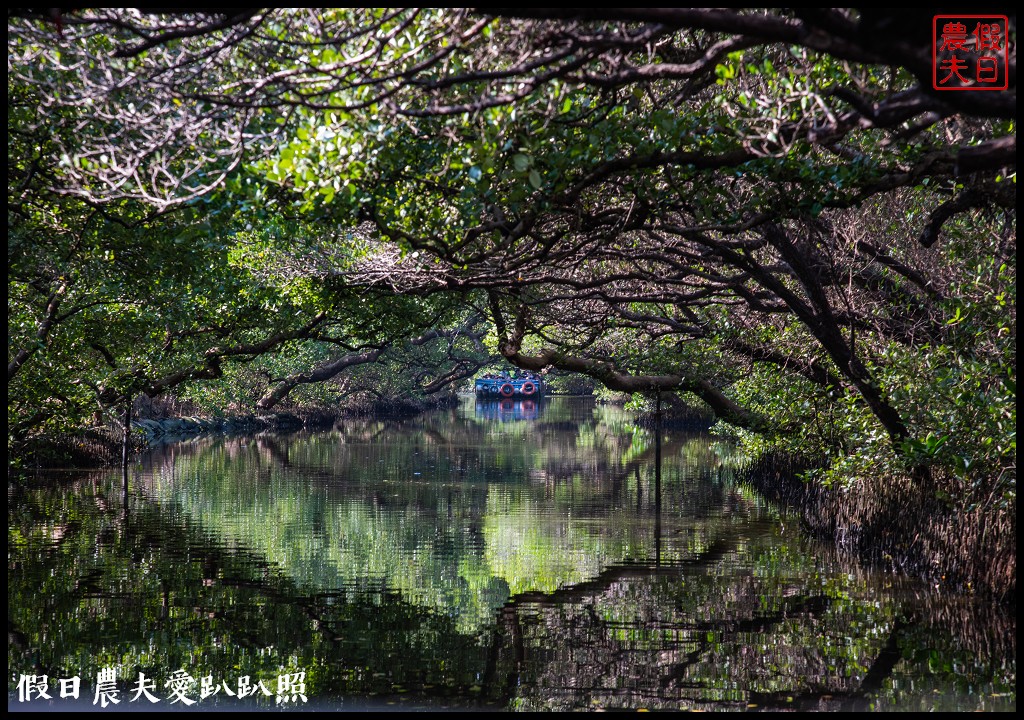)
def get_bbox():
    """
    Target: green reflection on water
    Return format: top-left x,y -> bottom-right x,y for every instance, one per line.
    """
8,398 -> 1015,711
